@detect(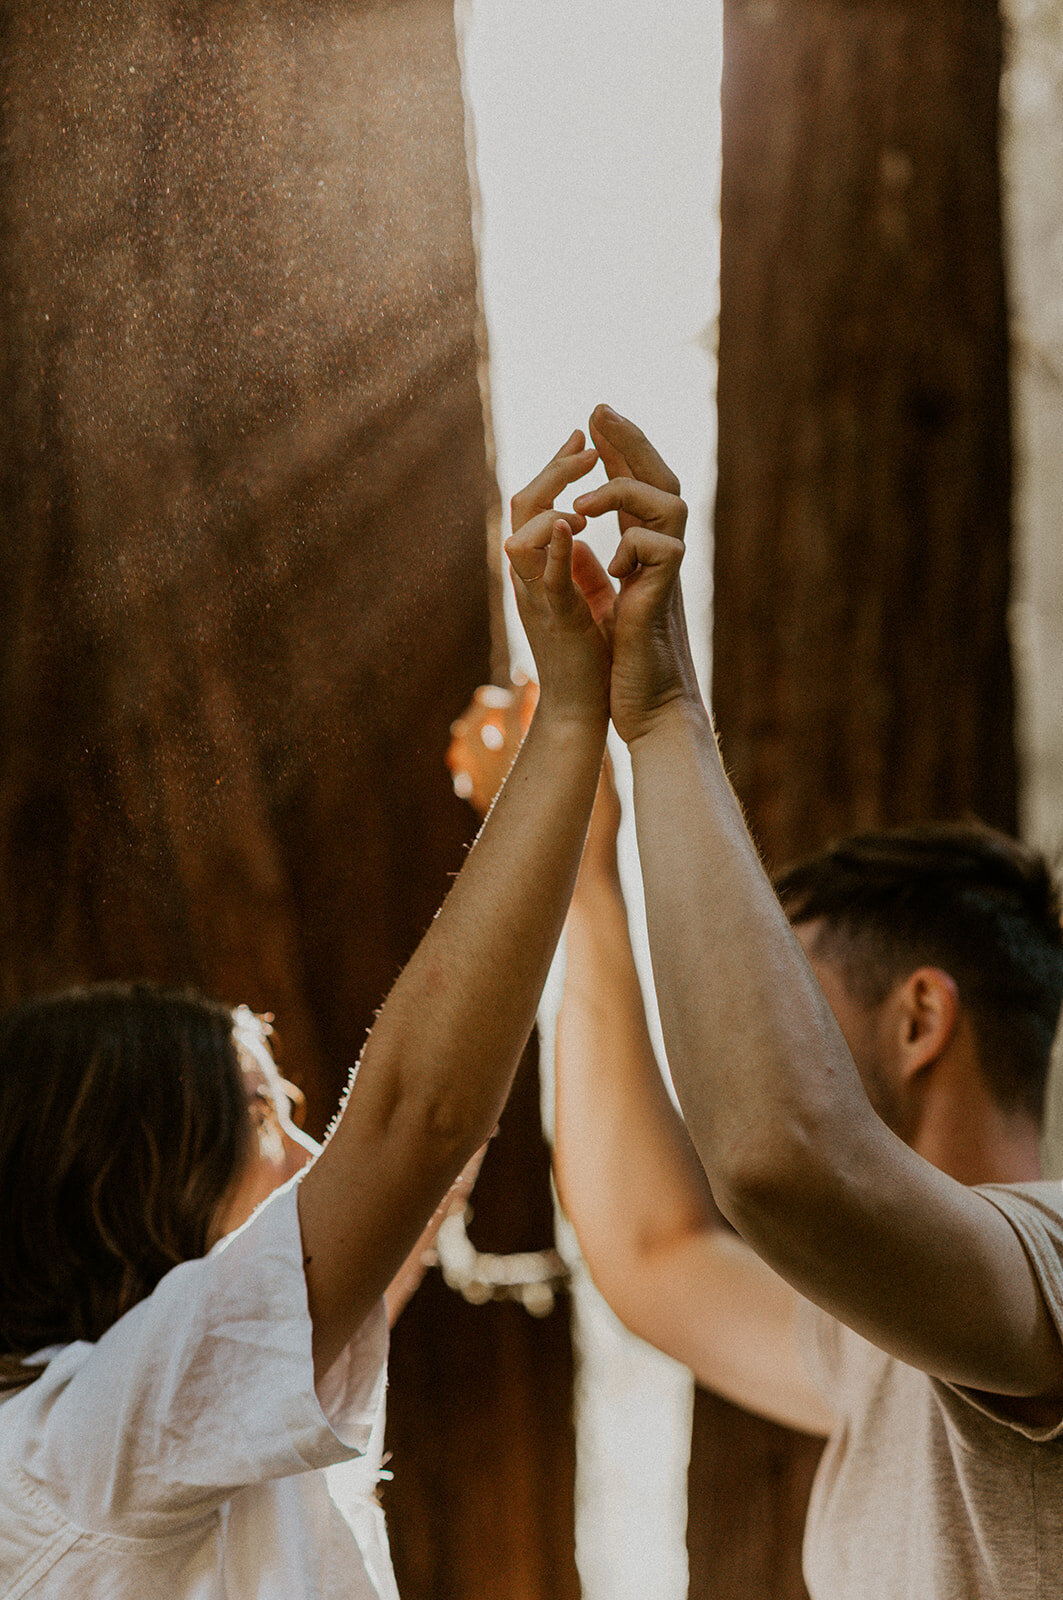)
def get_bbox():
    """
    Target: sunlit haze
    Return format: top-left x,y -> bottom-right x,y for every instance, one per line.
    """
459,5 -> 723,1597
